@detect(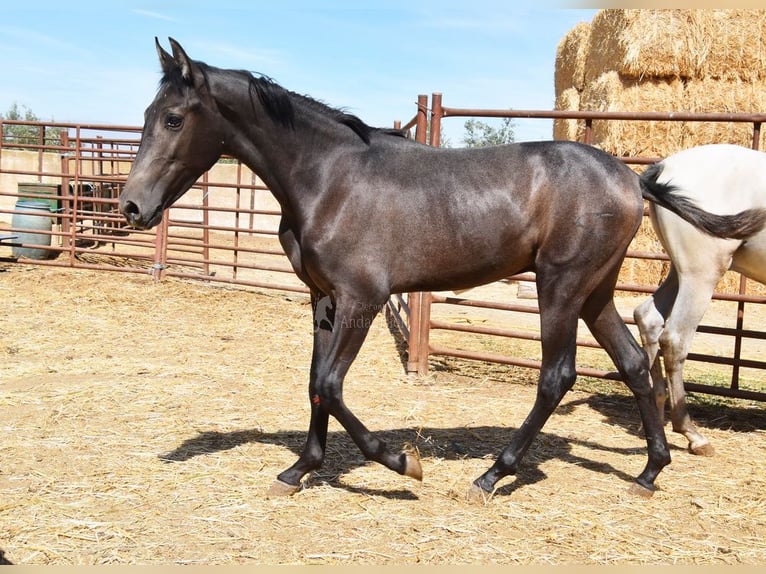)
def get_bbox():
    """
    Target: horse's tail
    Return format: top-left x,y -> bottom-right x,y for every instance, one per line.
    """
639,163 -> 766,240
